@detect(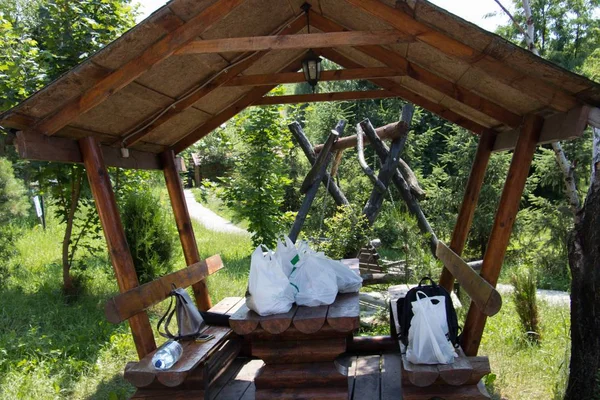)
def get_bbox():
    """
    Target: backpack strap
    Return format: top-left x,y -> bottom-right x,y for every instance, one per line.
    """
157,284 -> 182,340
